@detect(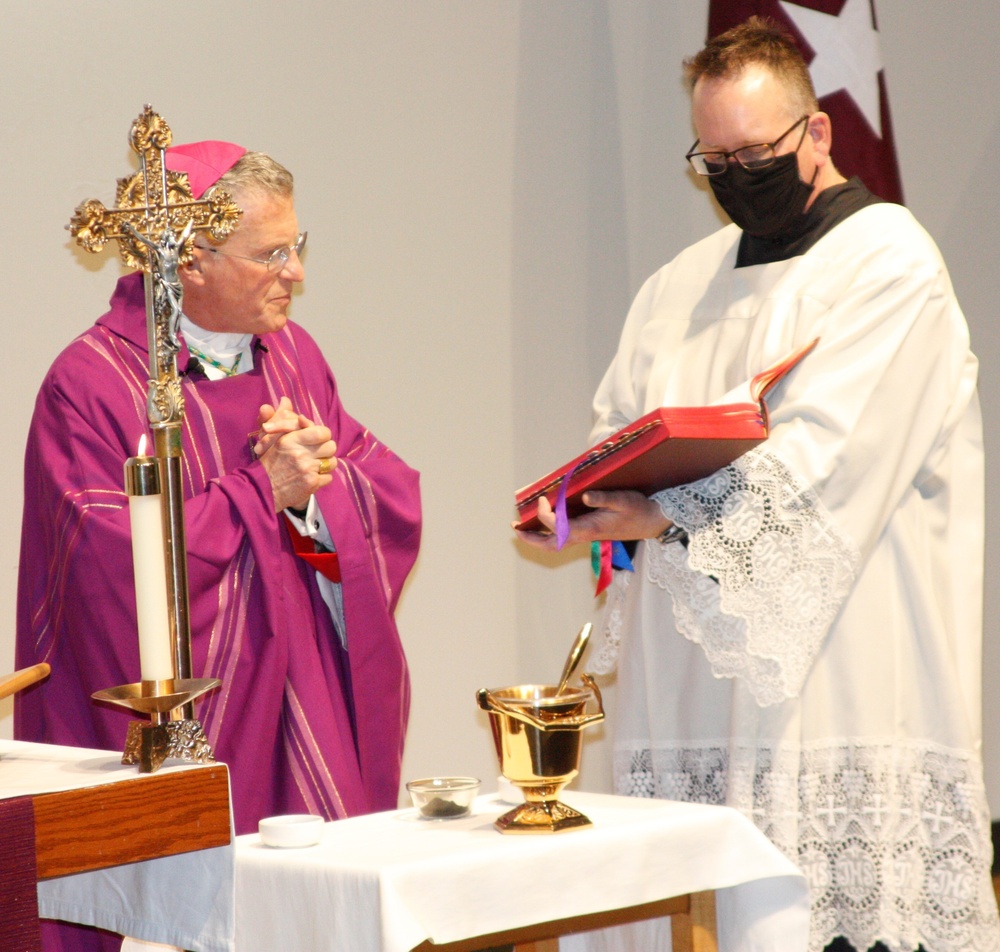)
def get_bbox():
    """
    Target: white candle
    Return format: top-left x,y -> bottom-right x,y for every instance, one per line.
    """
124,436 -> 174,682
